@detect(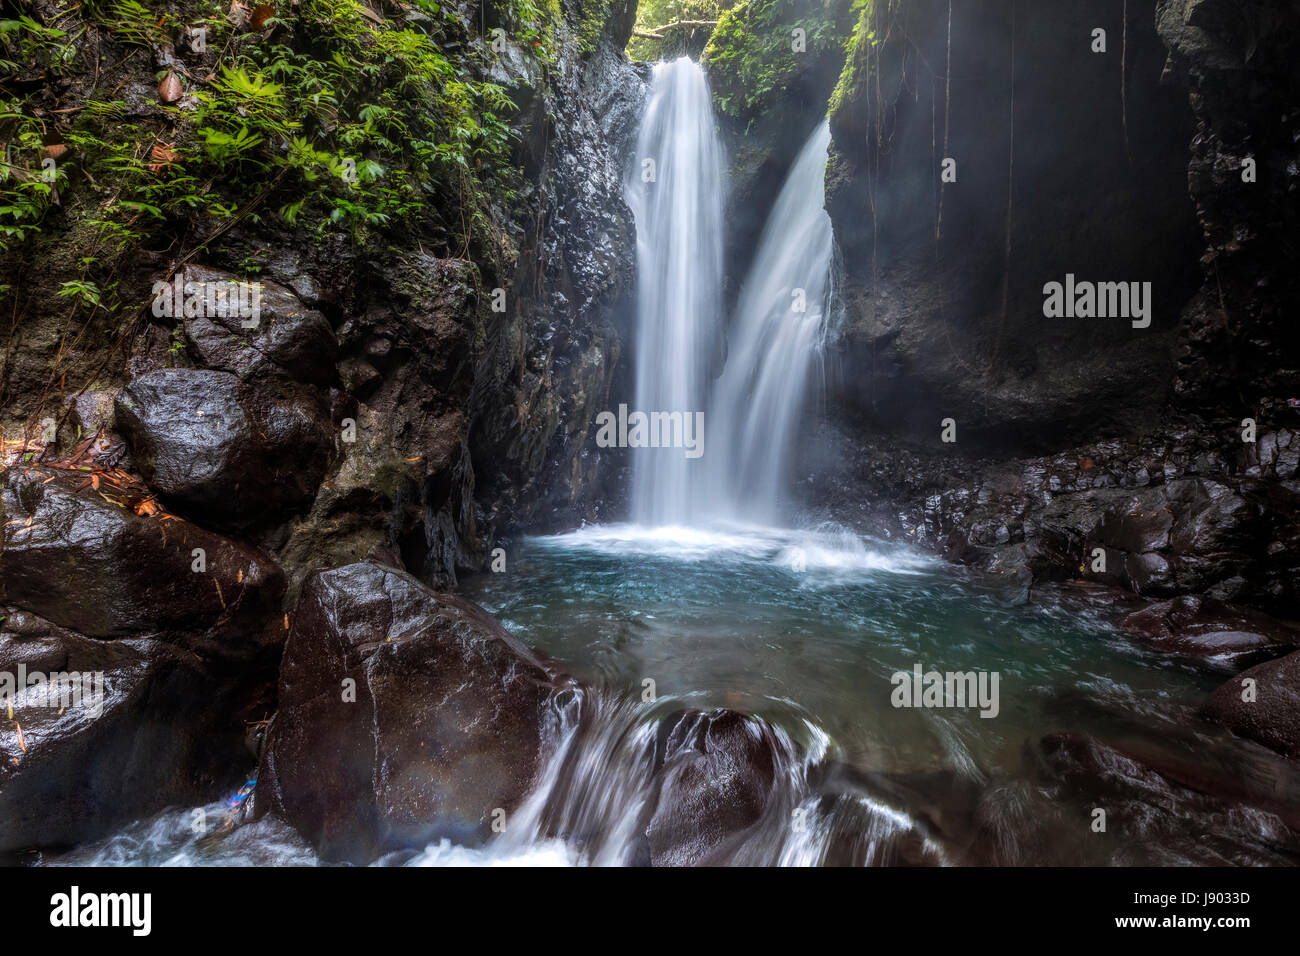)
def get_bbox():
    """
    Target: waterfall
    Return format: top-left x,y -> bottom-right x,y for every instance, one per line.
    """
705,122 -> 836,525
625,64 -> 835,528
624,58 -> 725,526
